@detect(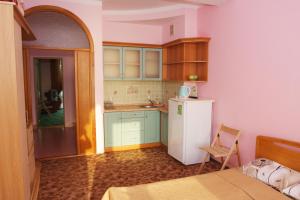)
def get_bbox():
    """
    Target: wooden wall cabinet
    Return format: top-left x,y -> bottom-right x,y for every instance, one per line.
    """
103,45 -> 162,81
162,38 -> 210,82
